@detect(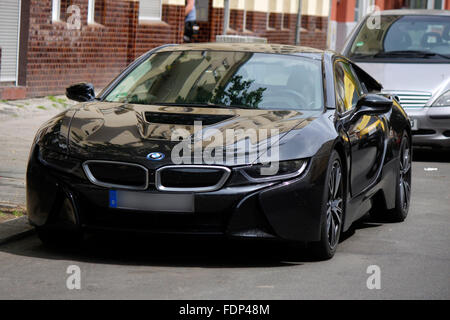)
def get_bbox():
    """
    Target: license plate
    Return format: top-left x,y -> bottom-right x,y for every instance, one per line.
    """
410,119 -> 418,130
109,190 -> 194,213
